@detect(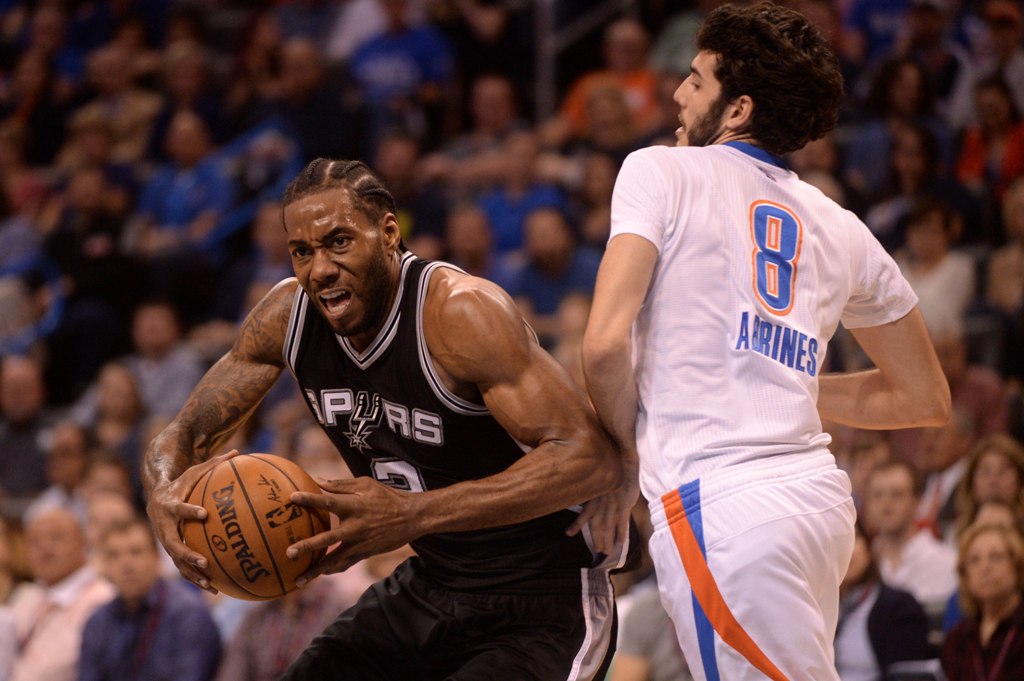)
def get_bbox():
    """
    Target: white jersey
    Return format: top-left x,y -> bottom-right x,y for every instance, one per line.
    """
610,143 -> 917,500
